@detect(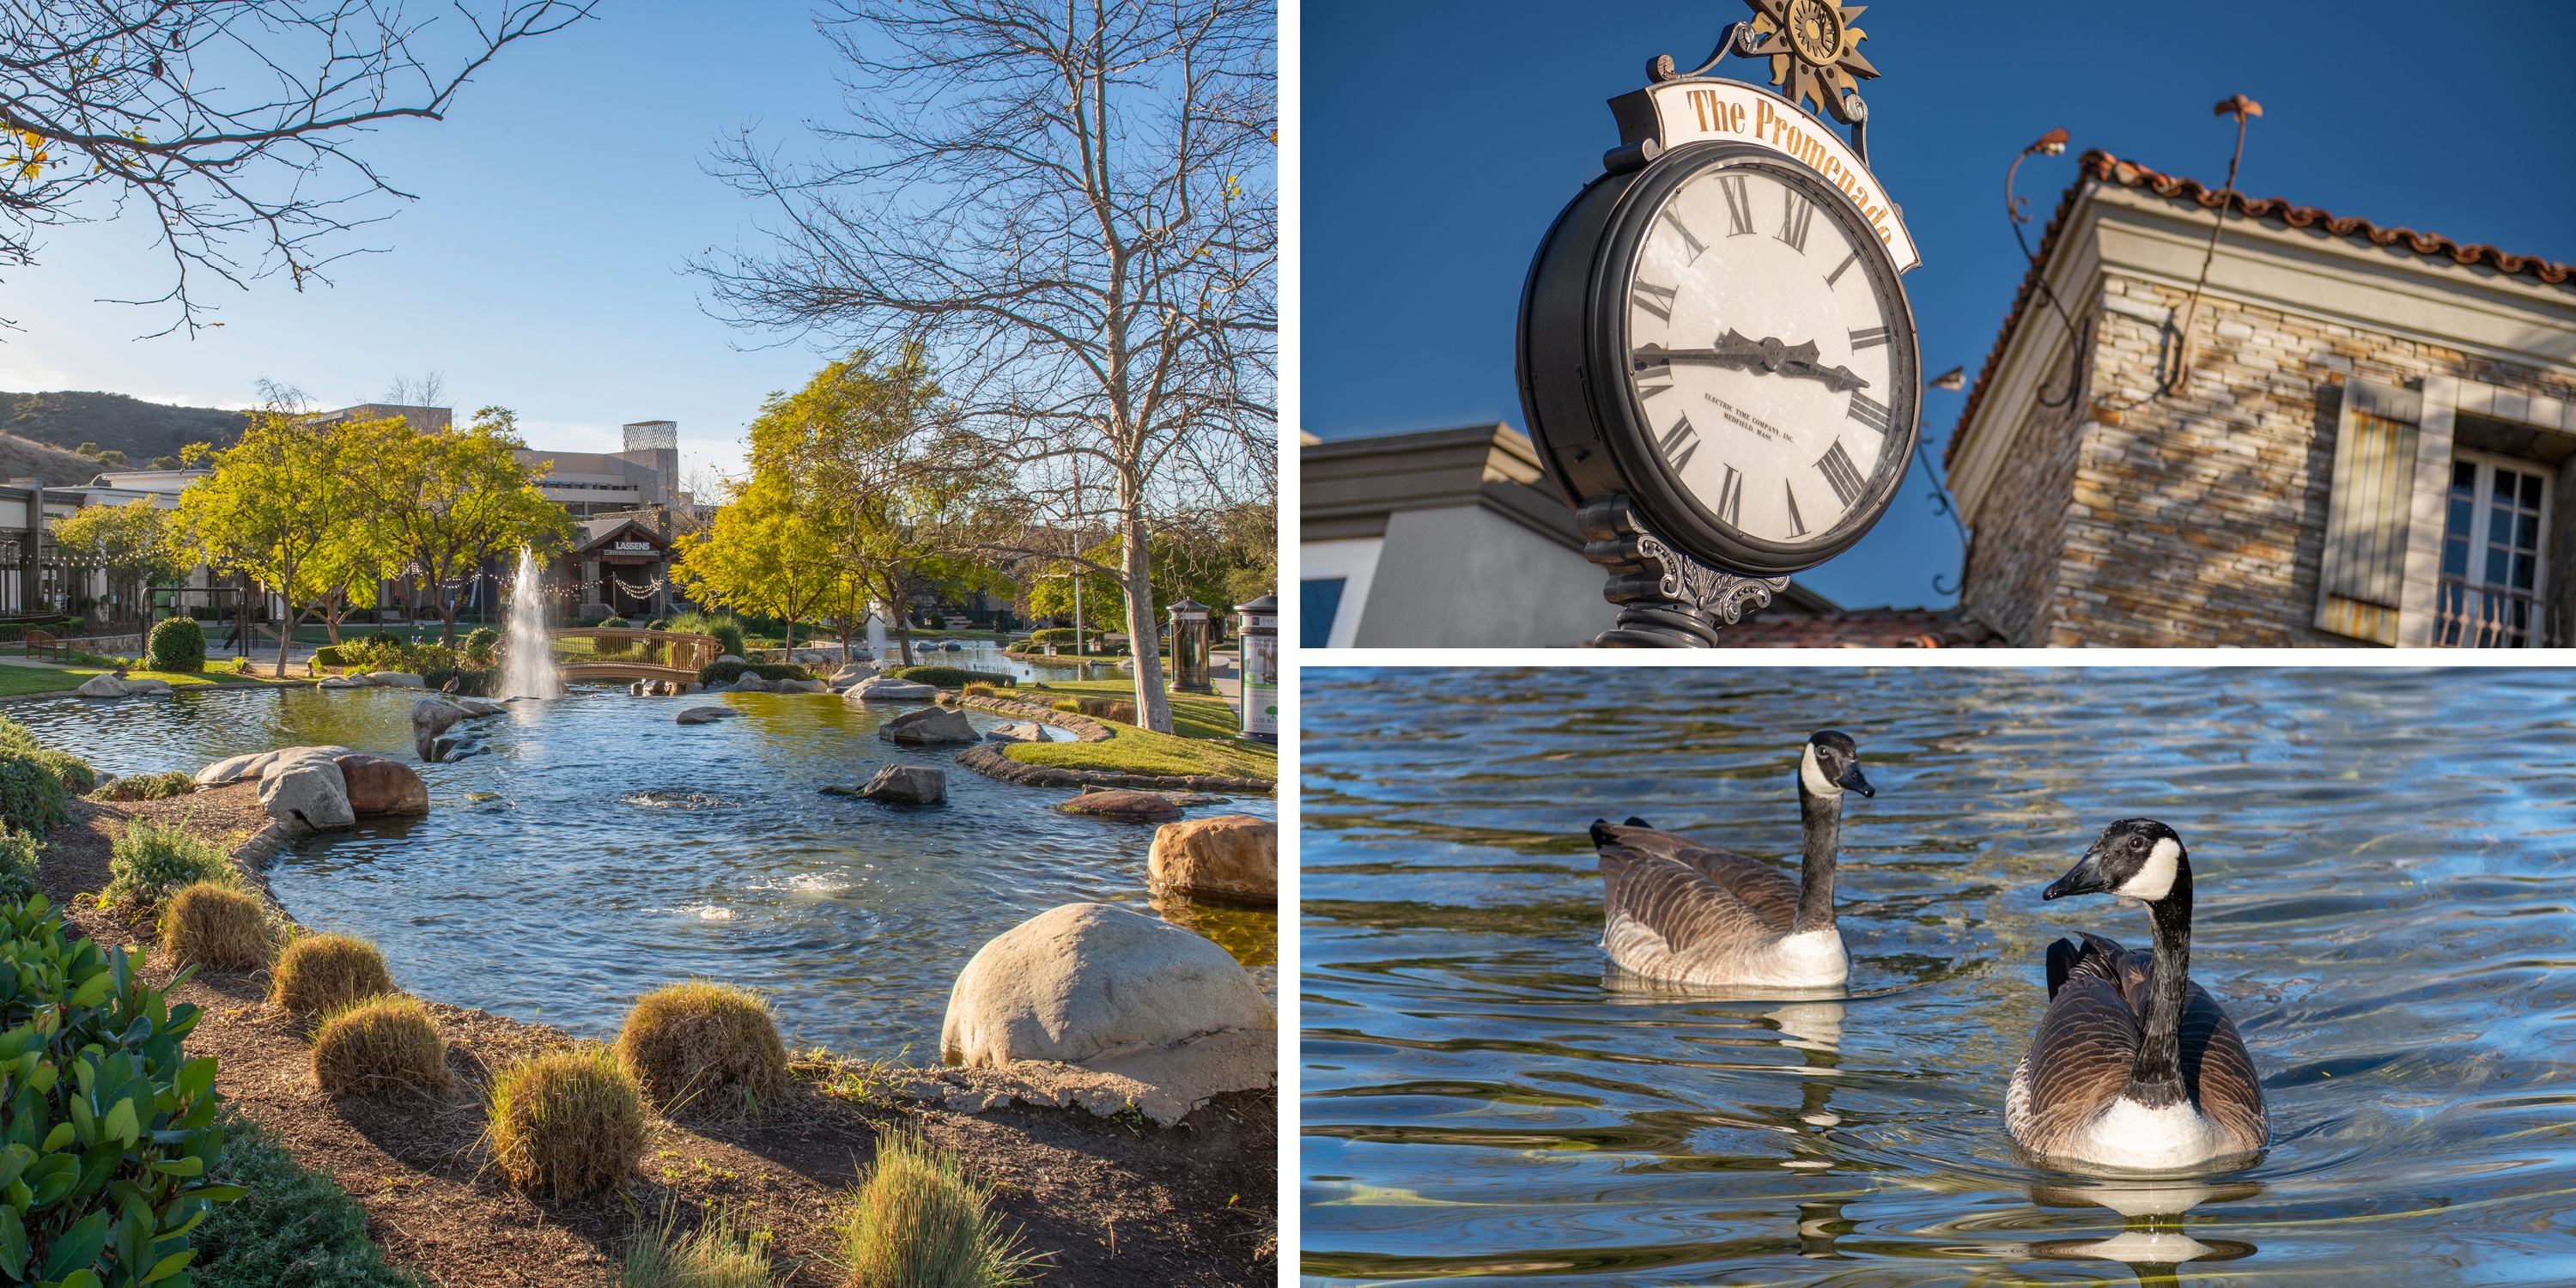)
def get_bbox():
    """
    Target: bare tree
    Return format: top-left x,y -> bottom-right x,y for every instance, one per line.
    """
383,369 -> 448,407
695,0 -> 1275,734
0,0 -> 594,336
